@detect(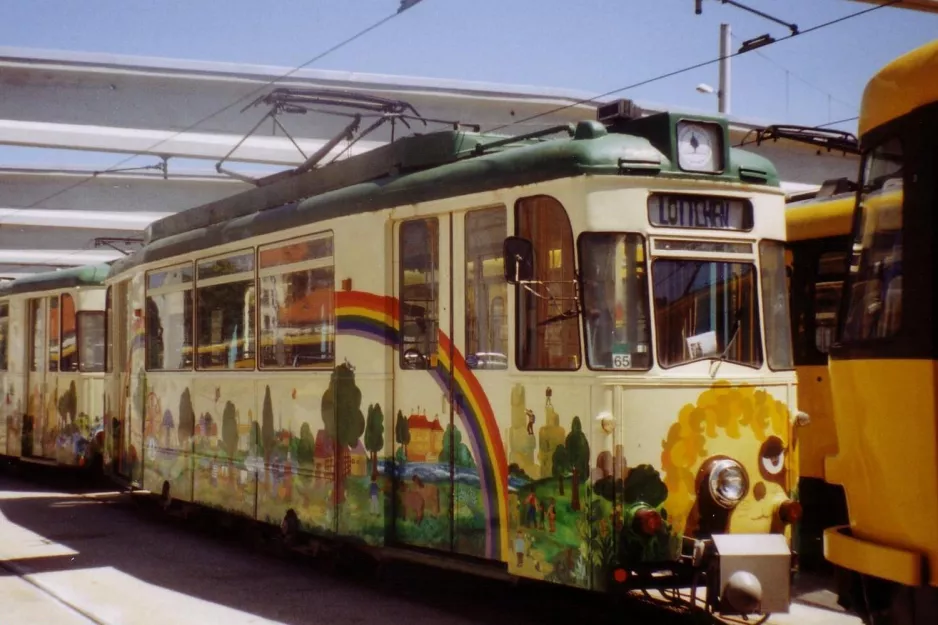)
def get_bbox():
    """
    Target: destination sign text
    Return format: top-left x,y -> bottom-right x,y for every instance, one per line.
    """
648,194 -> 752,231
